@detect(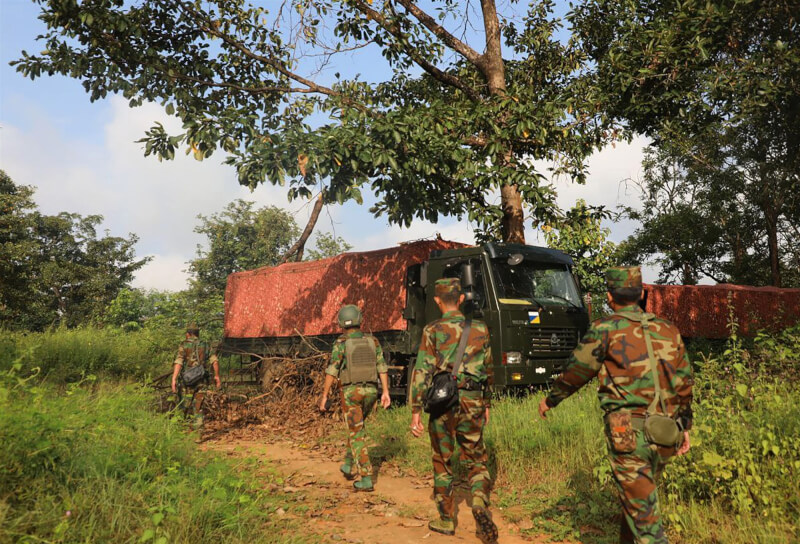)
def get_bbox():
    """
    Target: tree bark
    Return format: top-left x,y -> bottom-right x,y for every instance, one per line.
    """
764,204 -> 782,287
281,193 -> 324,263
479,0 -> 525,243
